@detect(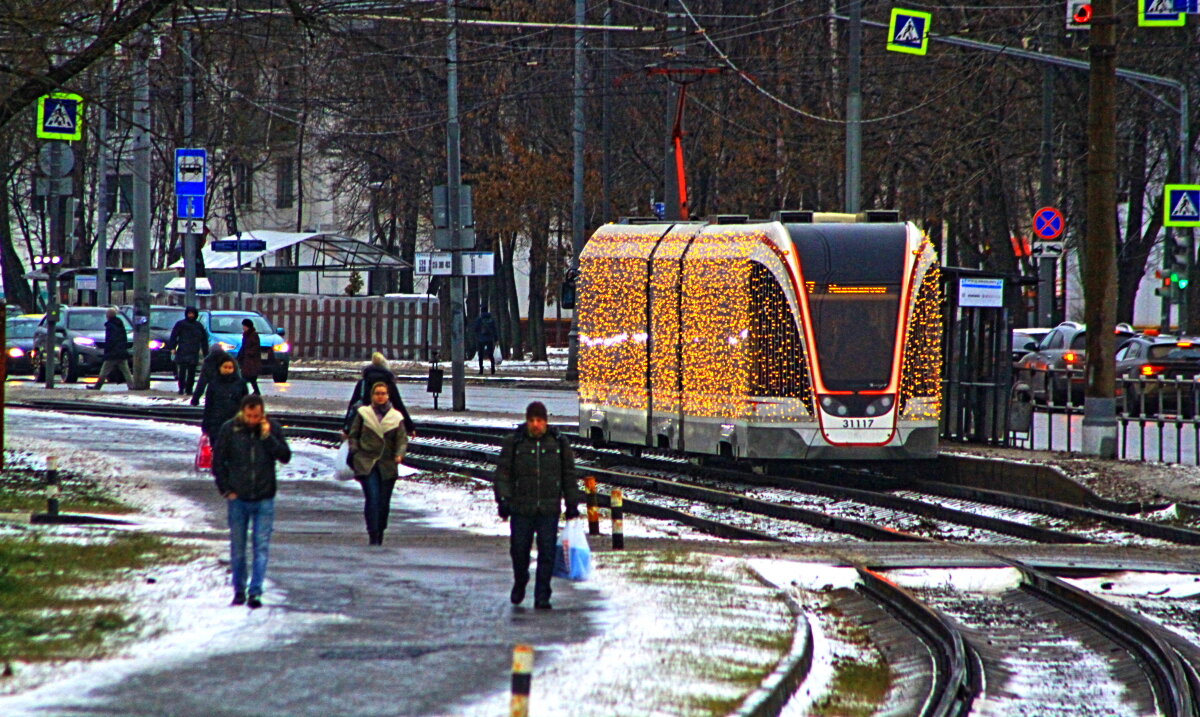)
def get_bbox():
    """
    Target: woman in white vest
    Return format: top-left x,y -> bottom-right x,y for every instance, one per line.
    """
348,381 -> 409,545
